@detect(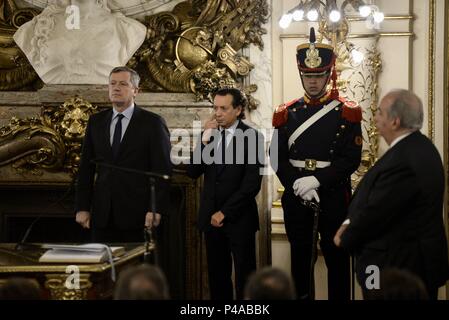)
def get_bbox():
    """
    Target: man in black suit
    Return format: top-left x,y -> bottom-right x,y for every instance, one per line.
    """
335,89 -> 449,299
75,66 -> 172,242
187,88 -> 264,300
